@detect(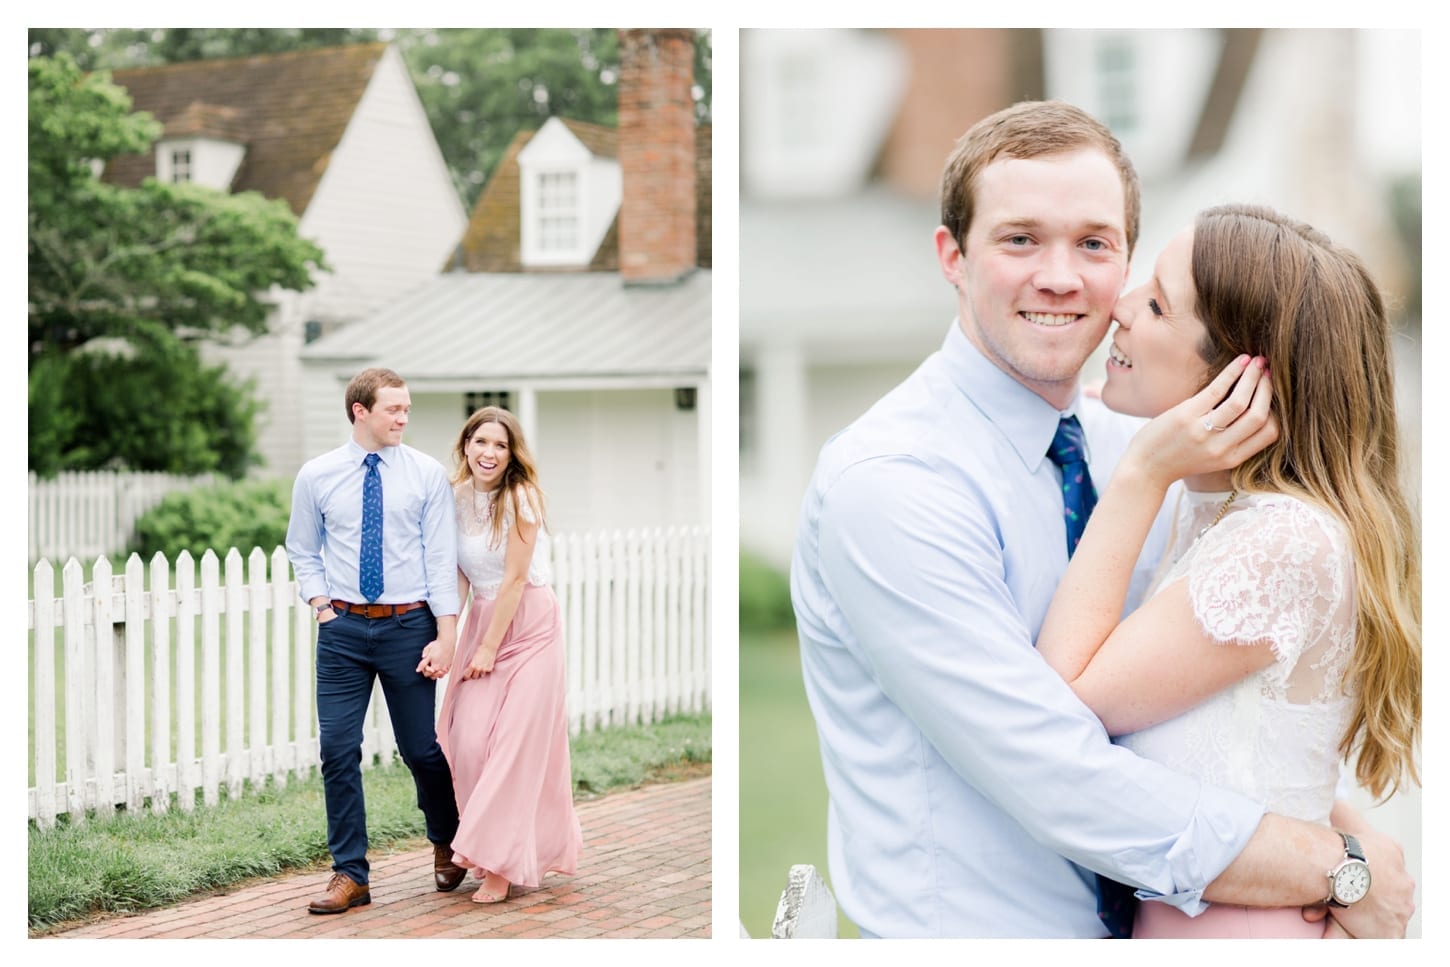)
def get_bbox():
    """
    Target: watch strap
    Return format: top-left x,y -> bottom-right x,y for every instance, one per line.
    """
1341,832 -> 1365,862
